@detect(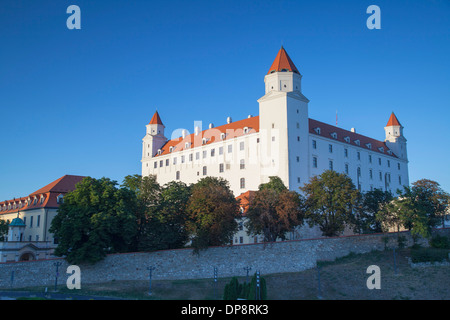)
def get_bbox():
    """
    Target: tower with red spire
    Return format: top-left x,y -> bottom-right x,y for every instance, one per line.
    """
142,110 -> 168,164
384,112 -> 407,161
